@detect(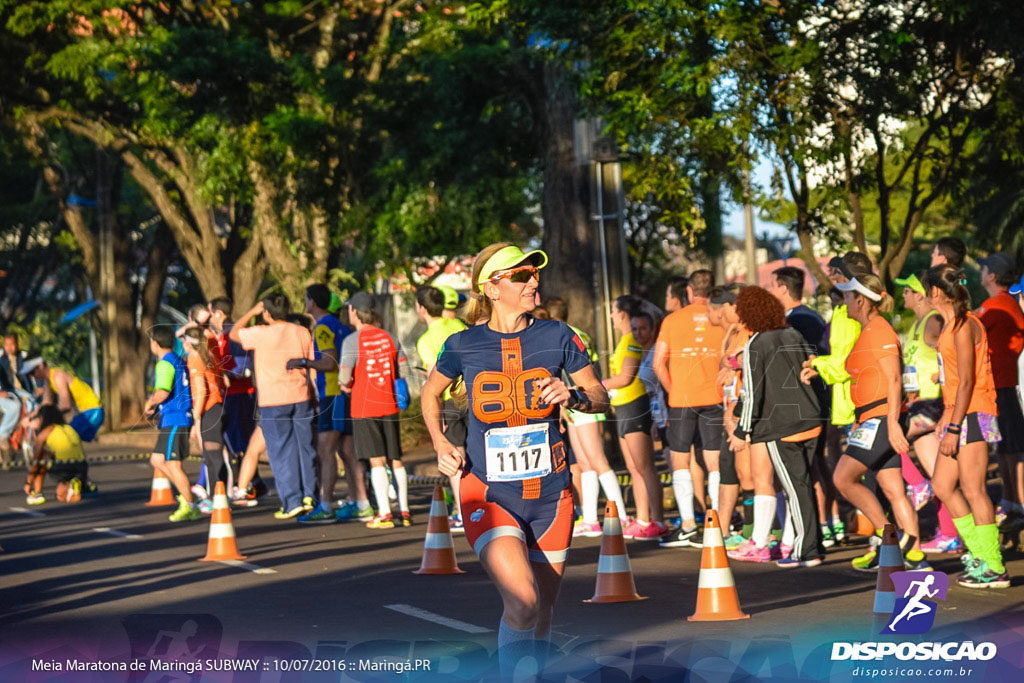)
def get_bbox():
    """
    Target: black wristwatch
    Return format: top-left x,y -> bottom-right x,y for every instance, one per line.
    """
300,358 -> 309,369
